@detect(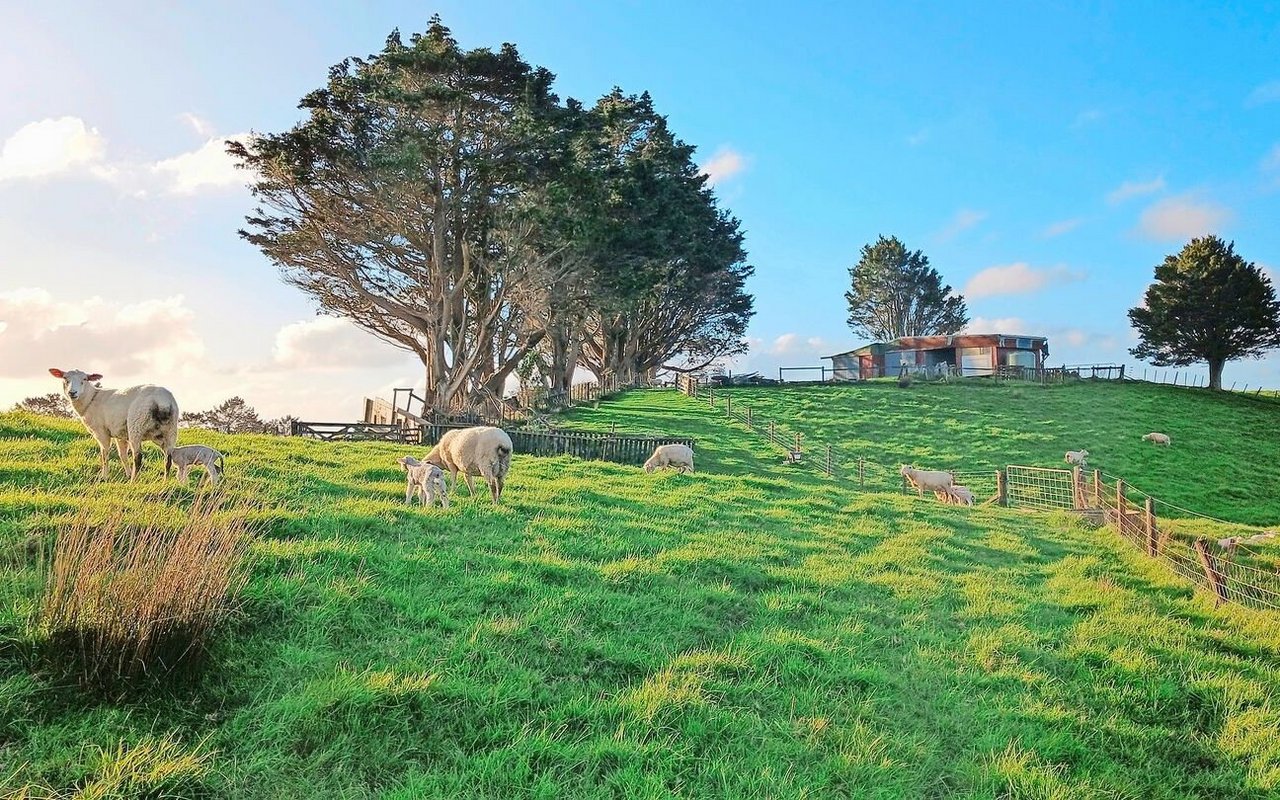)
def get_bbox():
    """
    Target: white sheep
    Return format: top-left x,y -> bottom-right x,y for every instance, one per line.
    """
900,465 -> 954,496
423,426 -> 513,503
1142,432 -> 1171,446
940,485 -> 976,506
1217,531 -> 1277,554
1064,449 -> 1089,466
643,443 -> 695,474
397,456 -> 450,508
165,444 -> 225,486
49,368 -> 178,480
